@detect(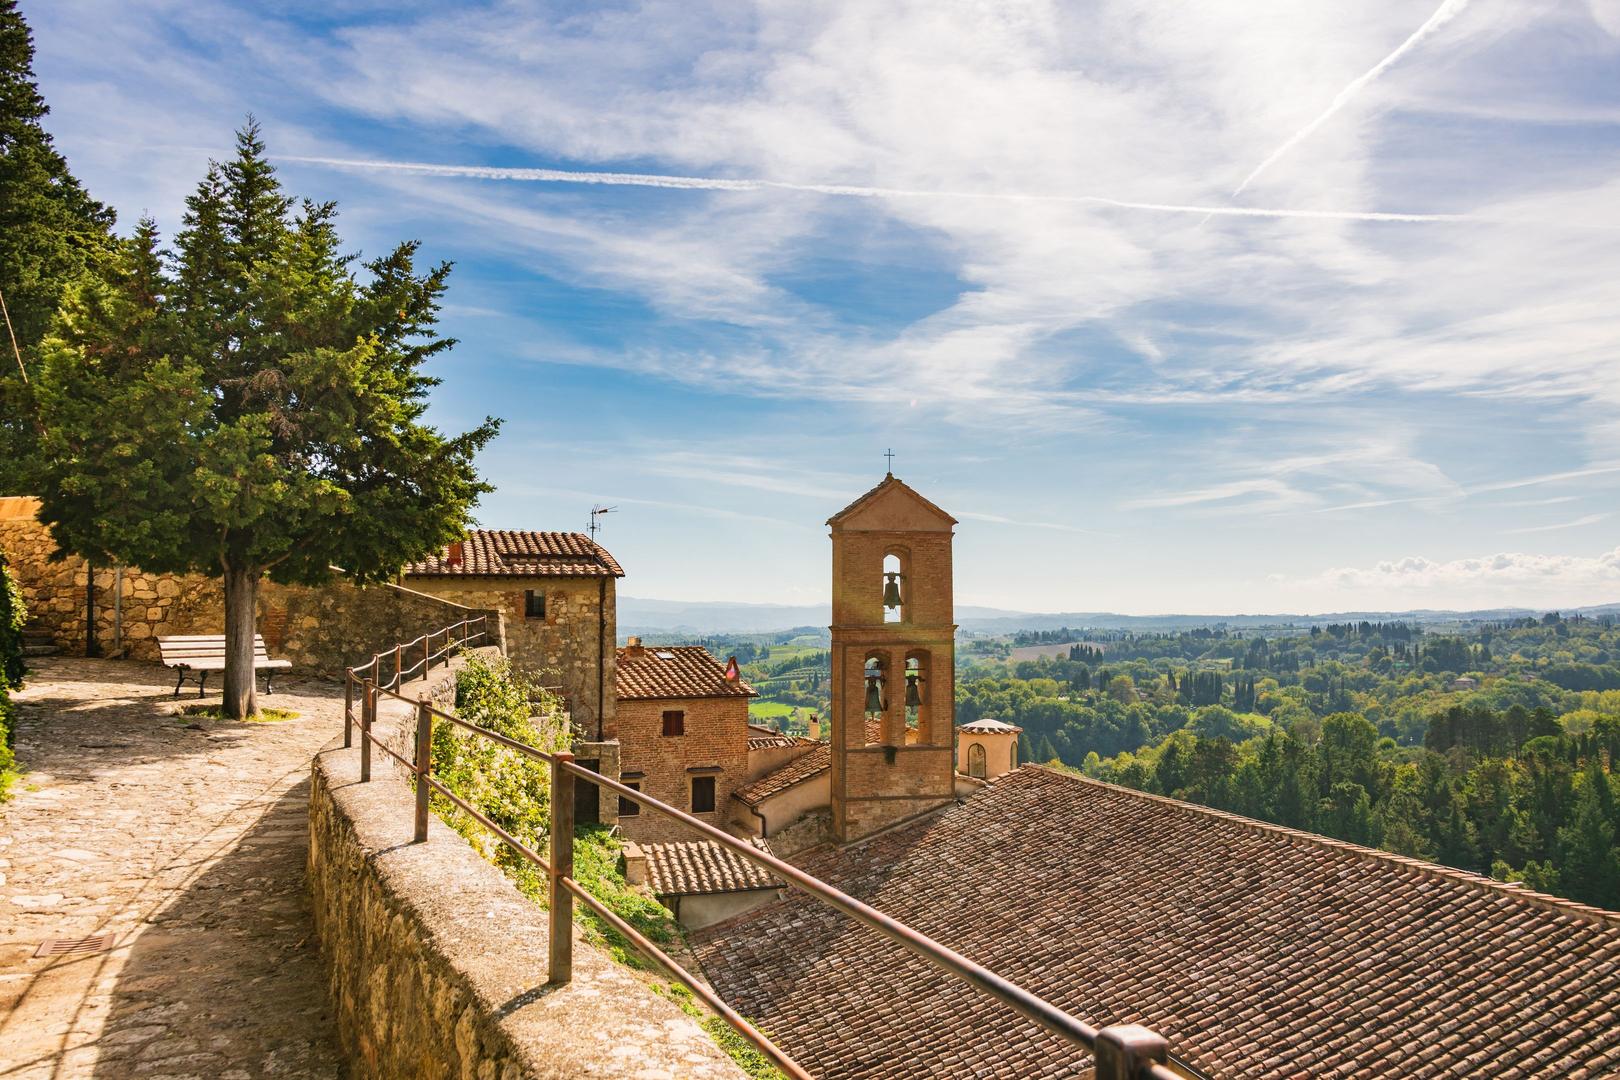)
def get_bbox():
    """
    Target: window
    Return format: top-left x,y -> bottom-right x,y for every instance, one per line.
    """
619,781 -> 641,817
968,742 -> 987,779
523,590 -> 545,620
691,775 -> 716,814
662,710 -> 685,736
